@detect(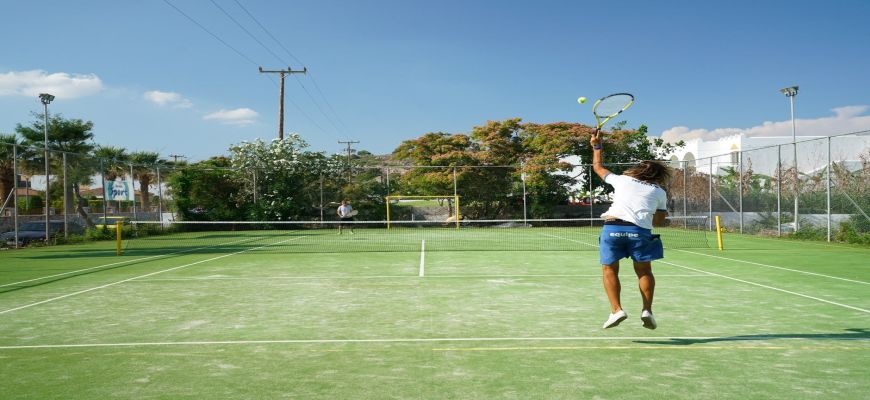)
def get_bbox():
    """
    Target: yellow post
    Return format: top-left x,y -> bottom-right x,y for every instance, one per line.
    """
115,221 -> 123,256
386,196 -> 391,230
715,215 -> 724,251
